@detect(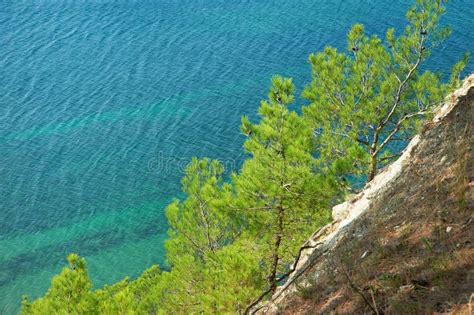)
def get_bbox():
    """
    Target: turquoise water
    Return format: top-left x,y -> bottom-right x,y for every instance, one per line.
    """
0,0 -> 472,313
